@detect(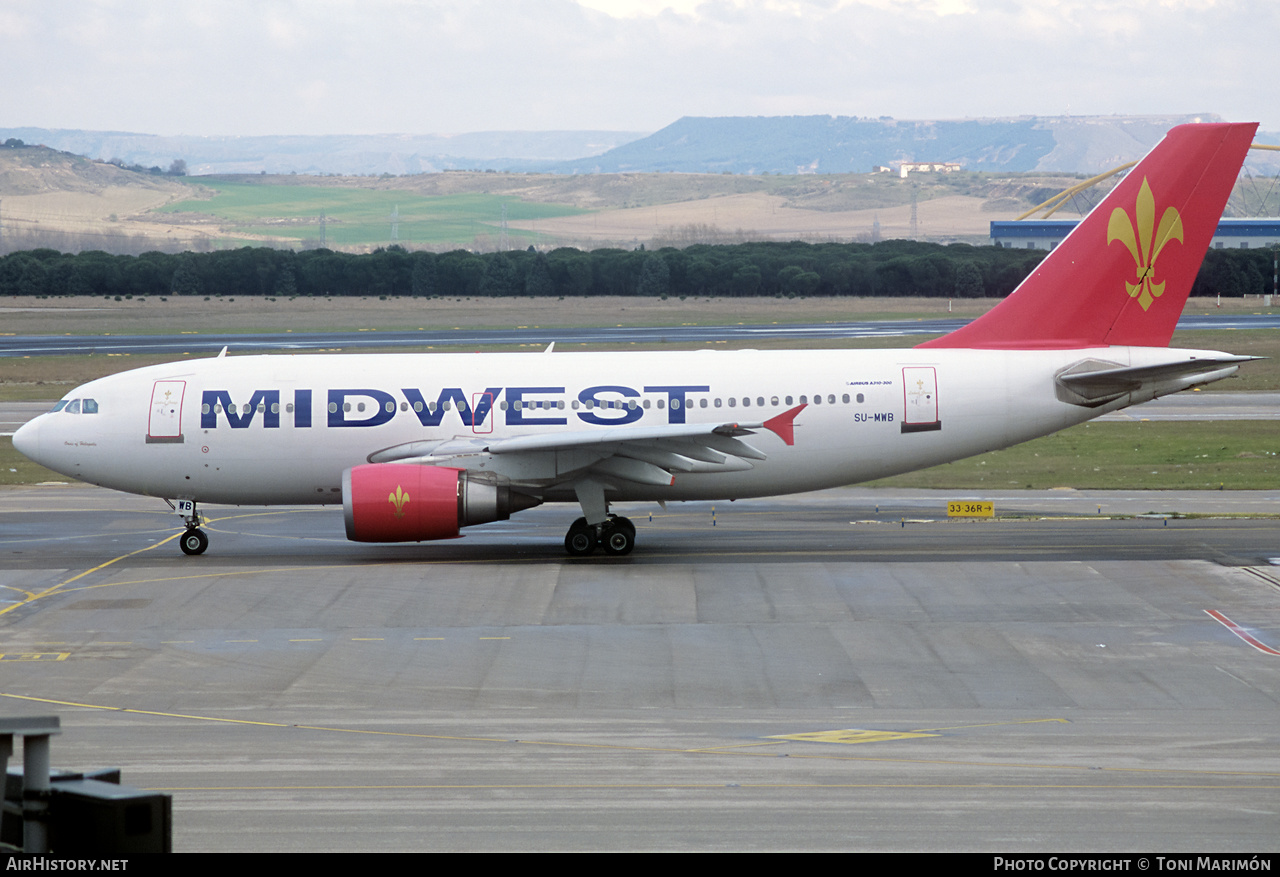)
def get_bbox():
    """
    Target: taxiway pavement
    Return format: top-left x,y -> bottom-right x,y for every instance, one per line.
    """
0,485 -> 1277,851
